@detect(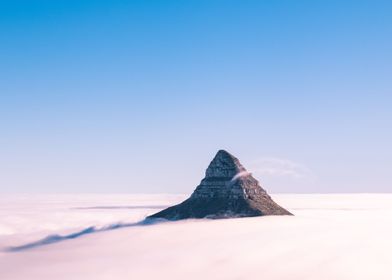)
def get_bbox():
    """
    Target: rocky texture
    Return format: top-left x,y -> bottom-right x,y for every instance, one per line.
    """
148,150 -> 292,220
